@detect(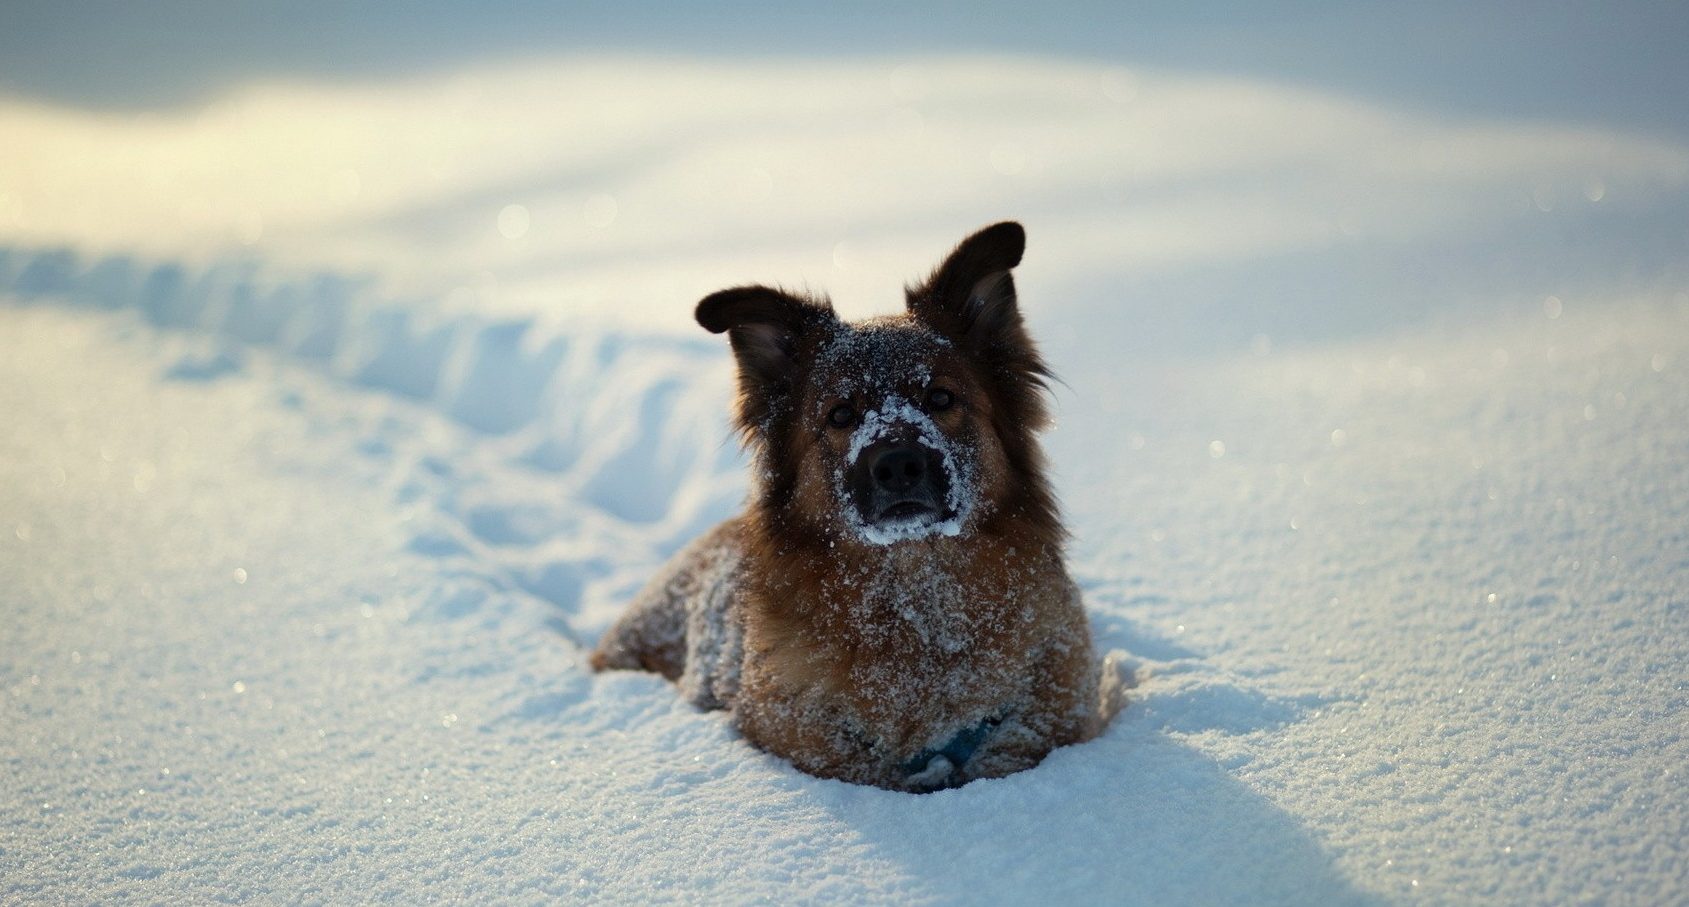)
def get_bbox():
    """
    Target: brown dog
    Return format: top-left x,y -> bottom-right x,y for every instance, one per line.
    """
592,222 -> 1116,791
